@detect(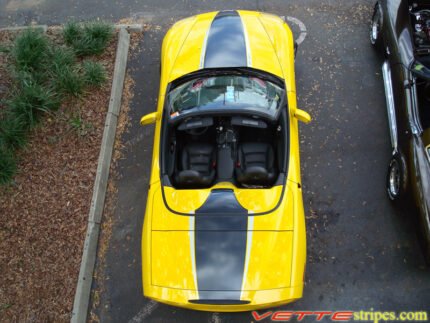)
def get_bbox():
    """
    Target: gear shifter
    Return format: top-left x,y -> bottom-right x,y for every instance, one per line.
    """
216,126 -> 237,181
